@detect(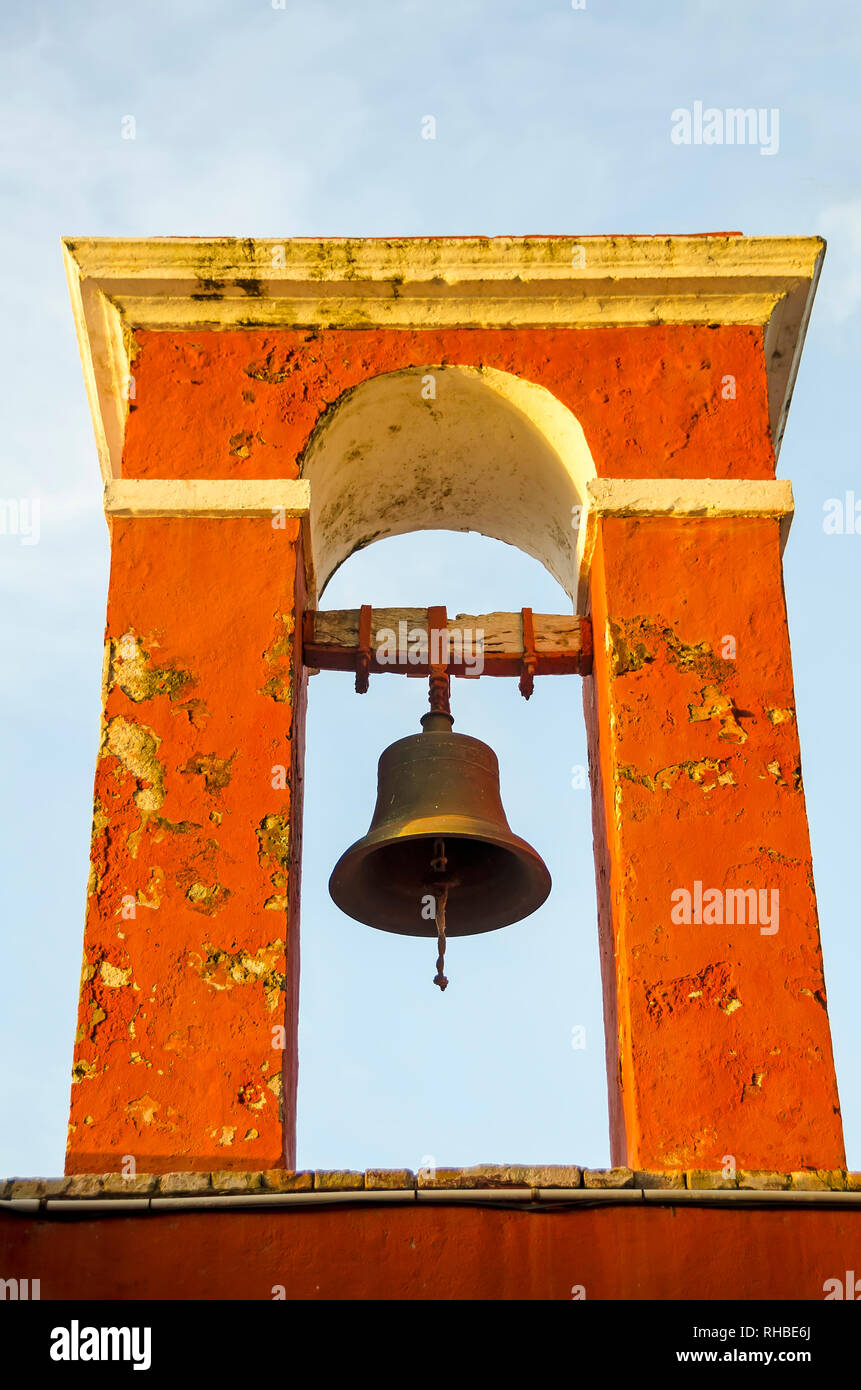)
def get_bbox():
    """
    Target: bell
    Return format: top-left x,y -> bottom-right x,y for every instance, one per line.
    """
329,709 -> 551,943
